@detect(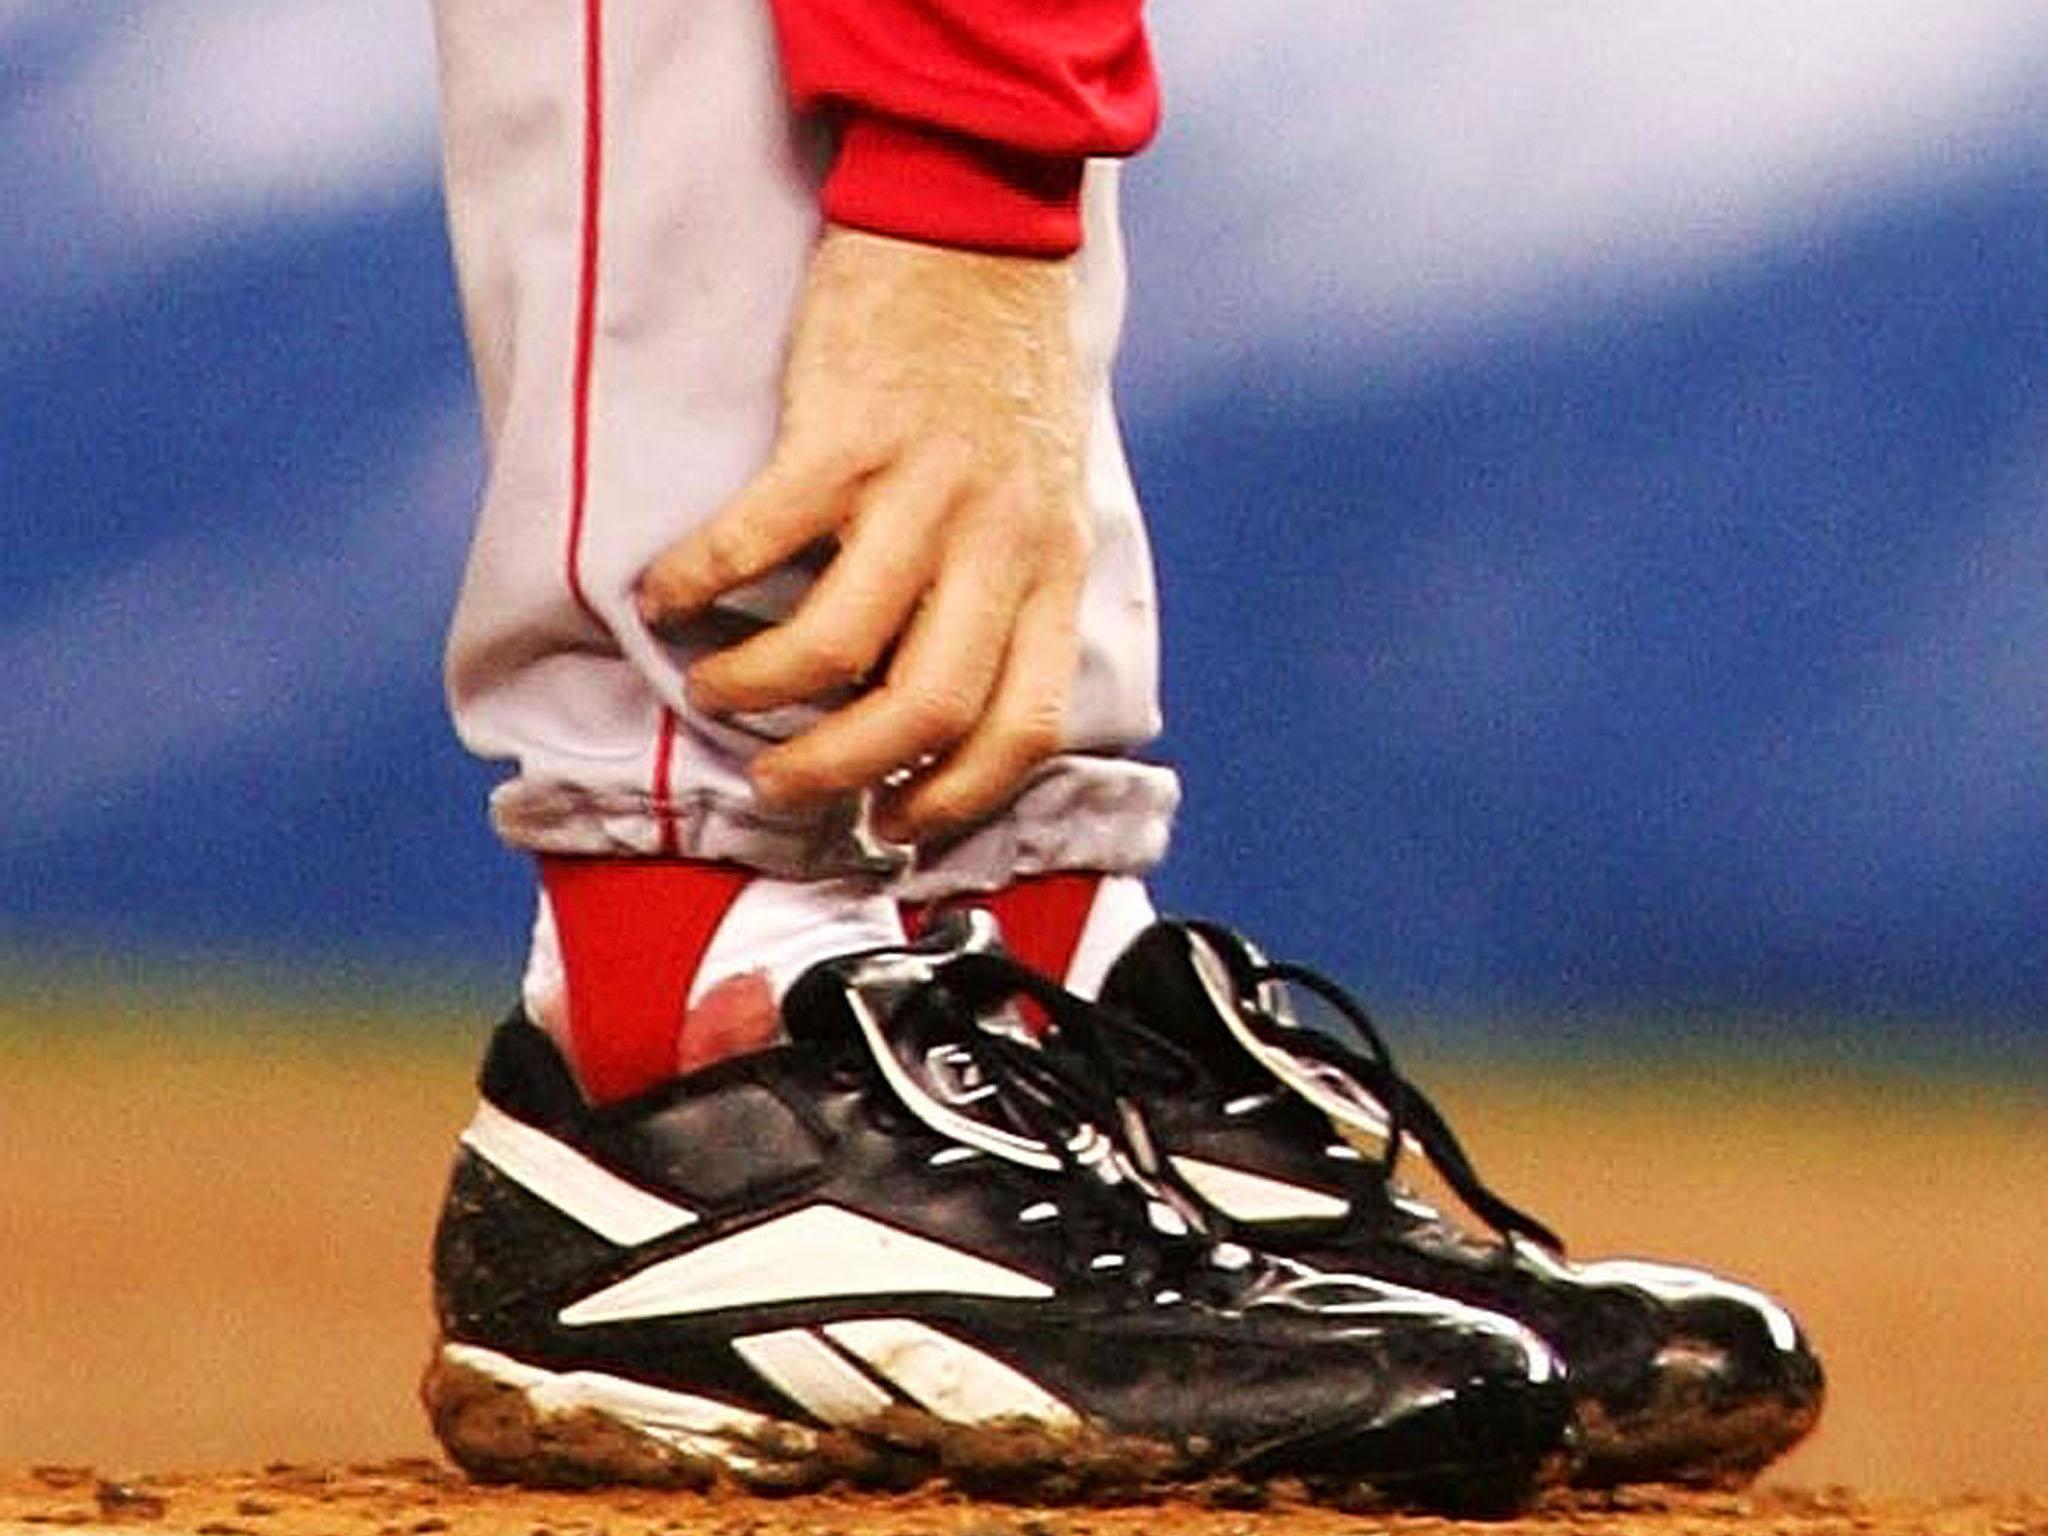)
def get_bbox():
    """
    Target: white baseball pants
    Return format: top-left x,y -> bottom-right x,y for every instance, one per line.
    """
431,0 -> 1178,898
